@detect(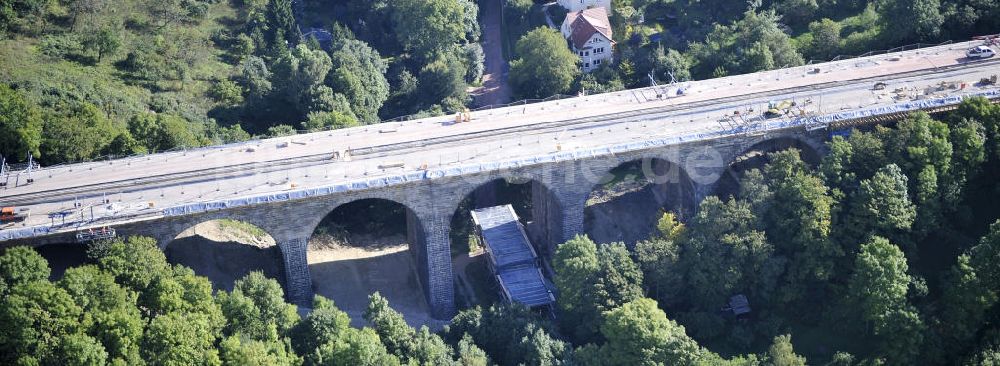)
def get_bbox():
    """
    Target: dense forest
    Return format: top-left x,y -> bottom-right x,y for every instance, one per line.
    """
2,0 -> 998,166
3,98 -> 1000,365
504,0 -> 1000,99
0,0 -> 483,165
